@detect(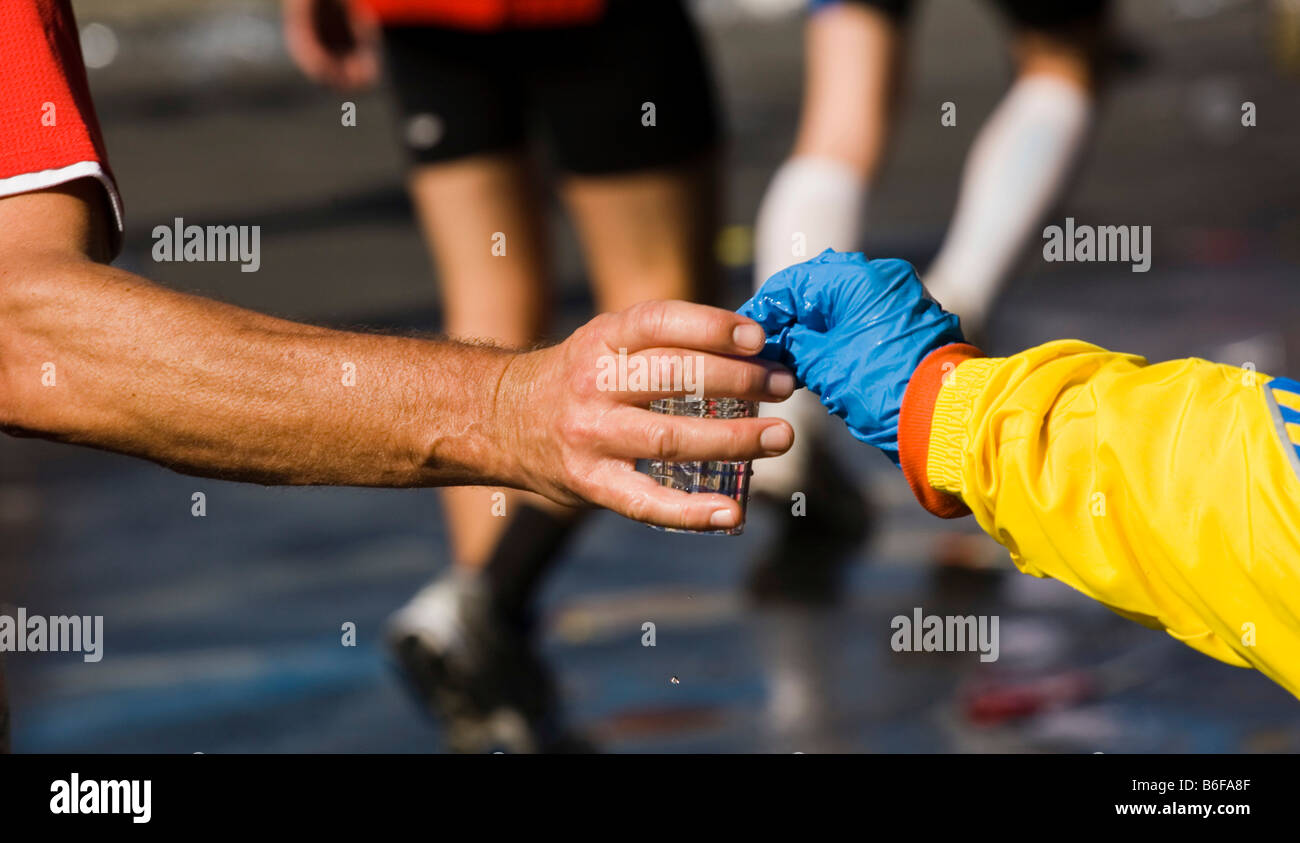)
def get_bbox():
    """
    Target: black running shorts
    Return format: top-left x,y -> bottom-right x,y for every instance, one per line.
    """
382,0 -> 720,175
